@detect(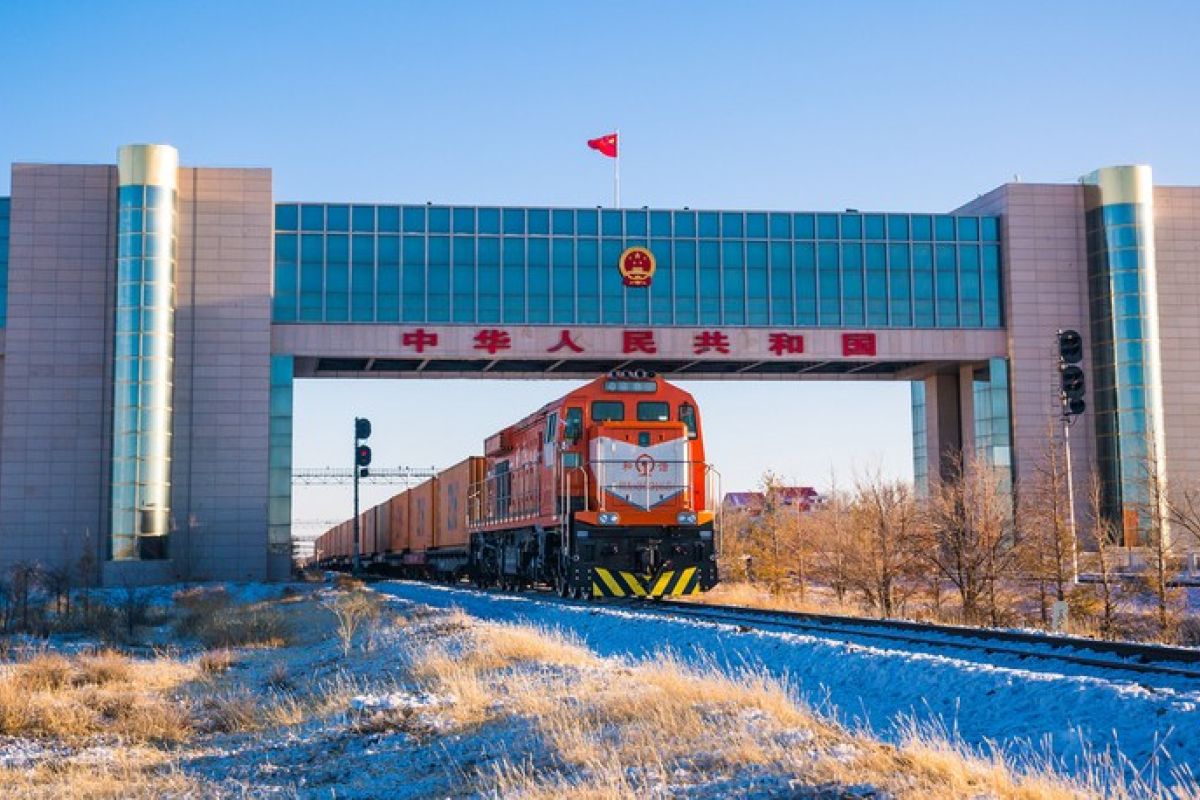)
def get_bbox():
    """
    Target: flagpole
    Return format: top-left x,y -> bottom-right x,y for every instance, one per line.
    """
614,128 -> 620,208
